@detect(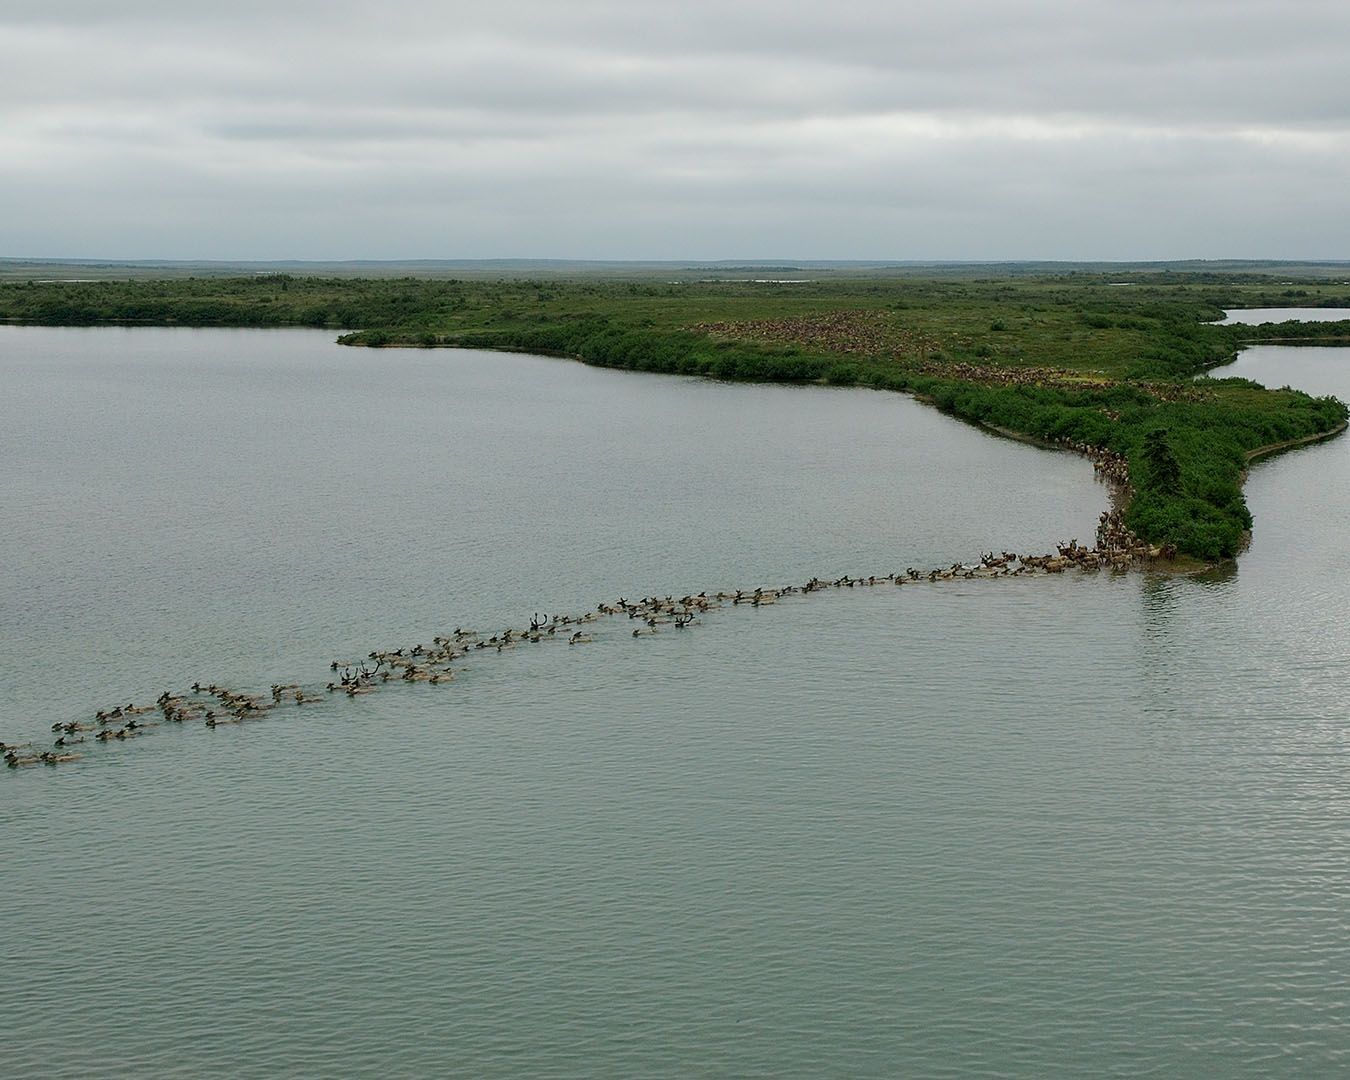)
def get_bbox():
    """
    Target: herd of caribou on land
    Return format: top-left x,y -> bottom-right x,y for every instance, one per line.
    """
690,309 -> 1214,403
